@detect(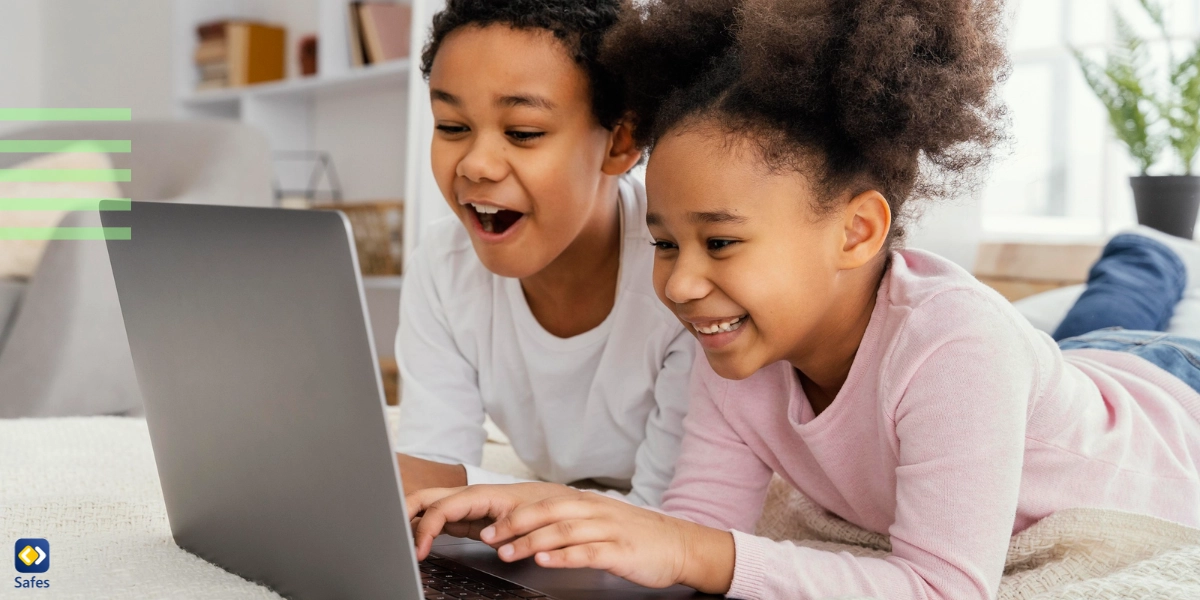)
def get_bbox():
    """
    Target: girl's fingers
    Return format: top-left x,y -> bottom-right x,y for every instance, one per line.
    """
495,518 -> 611,562
483,493 -> 609,545
532,542 -> 621,572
